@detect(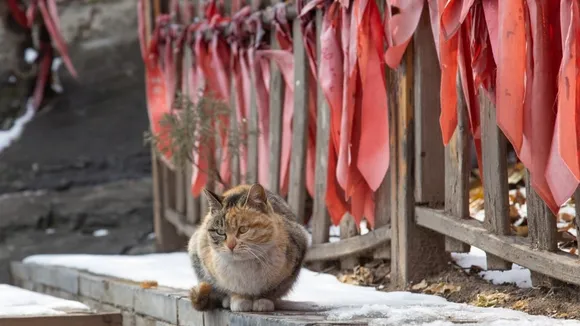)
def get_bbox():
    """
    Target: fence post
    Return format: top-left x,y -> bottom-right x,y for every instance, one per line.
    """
444,74 -> 471,253
310,9 -> 331,271
390,6 -> 448,288
526,170 -> 560,286
268,2 -> 284,193
287,13 -> 309,222
480,91 -> 512,270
